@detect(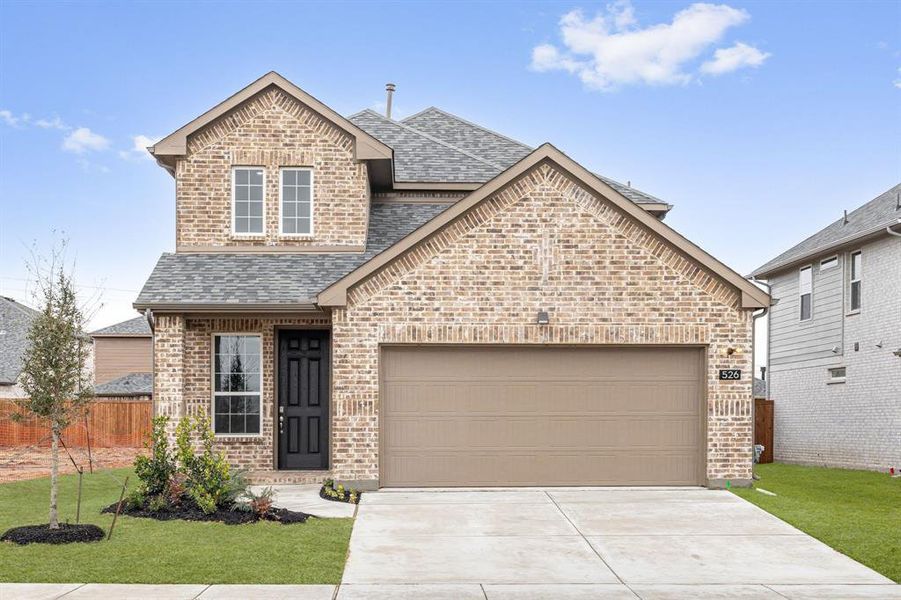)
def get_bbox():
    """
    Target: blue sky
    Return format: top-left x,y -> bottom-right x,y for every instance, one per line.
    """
1,0 -> 899,348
